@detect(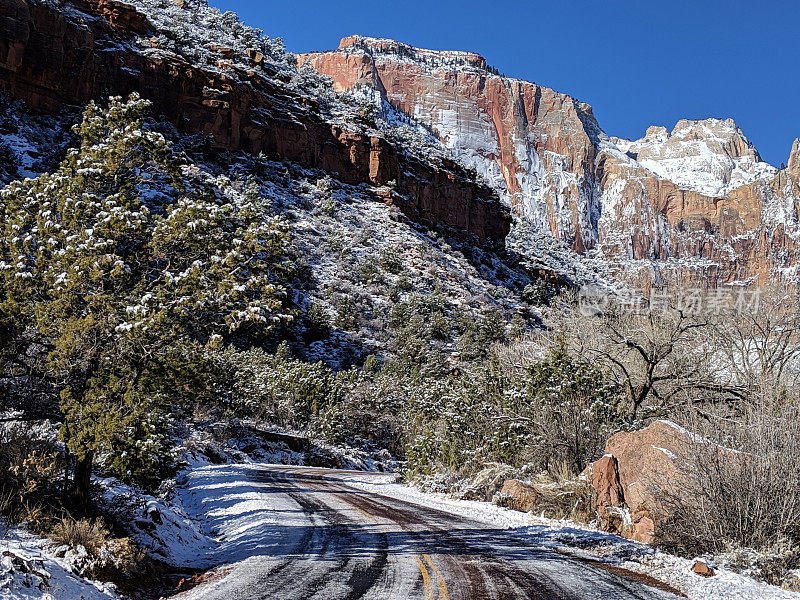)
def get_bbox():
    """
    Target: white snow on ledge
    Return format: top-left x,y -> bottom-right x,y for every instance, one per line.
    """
611,119 -> 778,197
